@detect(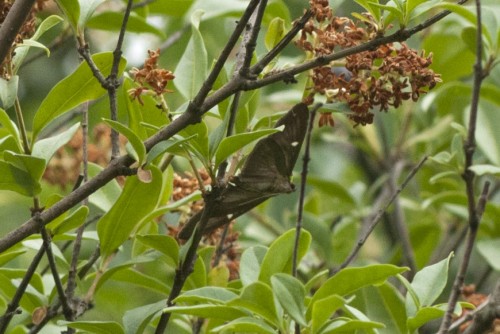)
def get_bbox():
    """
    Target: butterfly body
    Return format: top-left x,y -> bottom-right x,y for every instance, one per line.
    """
178,103 -> 309,239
